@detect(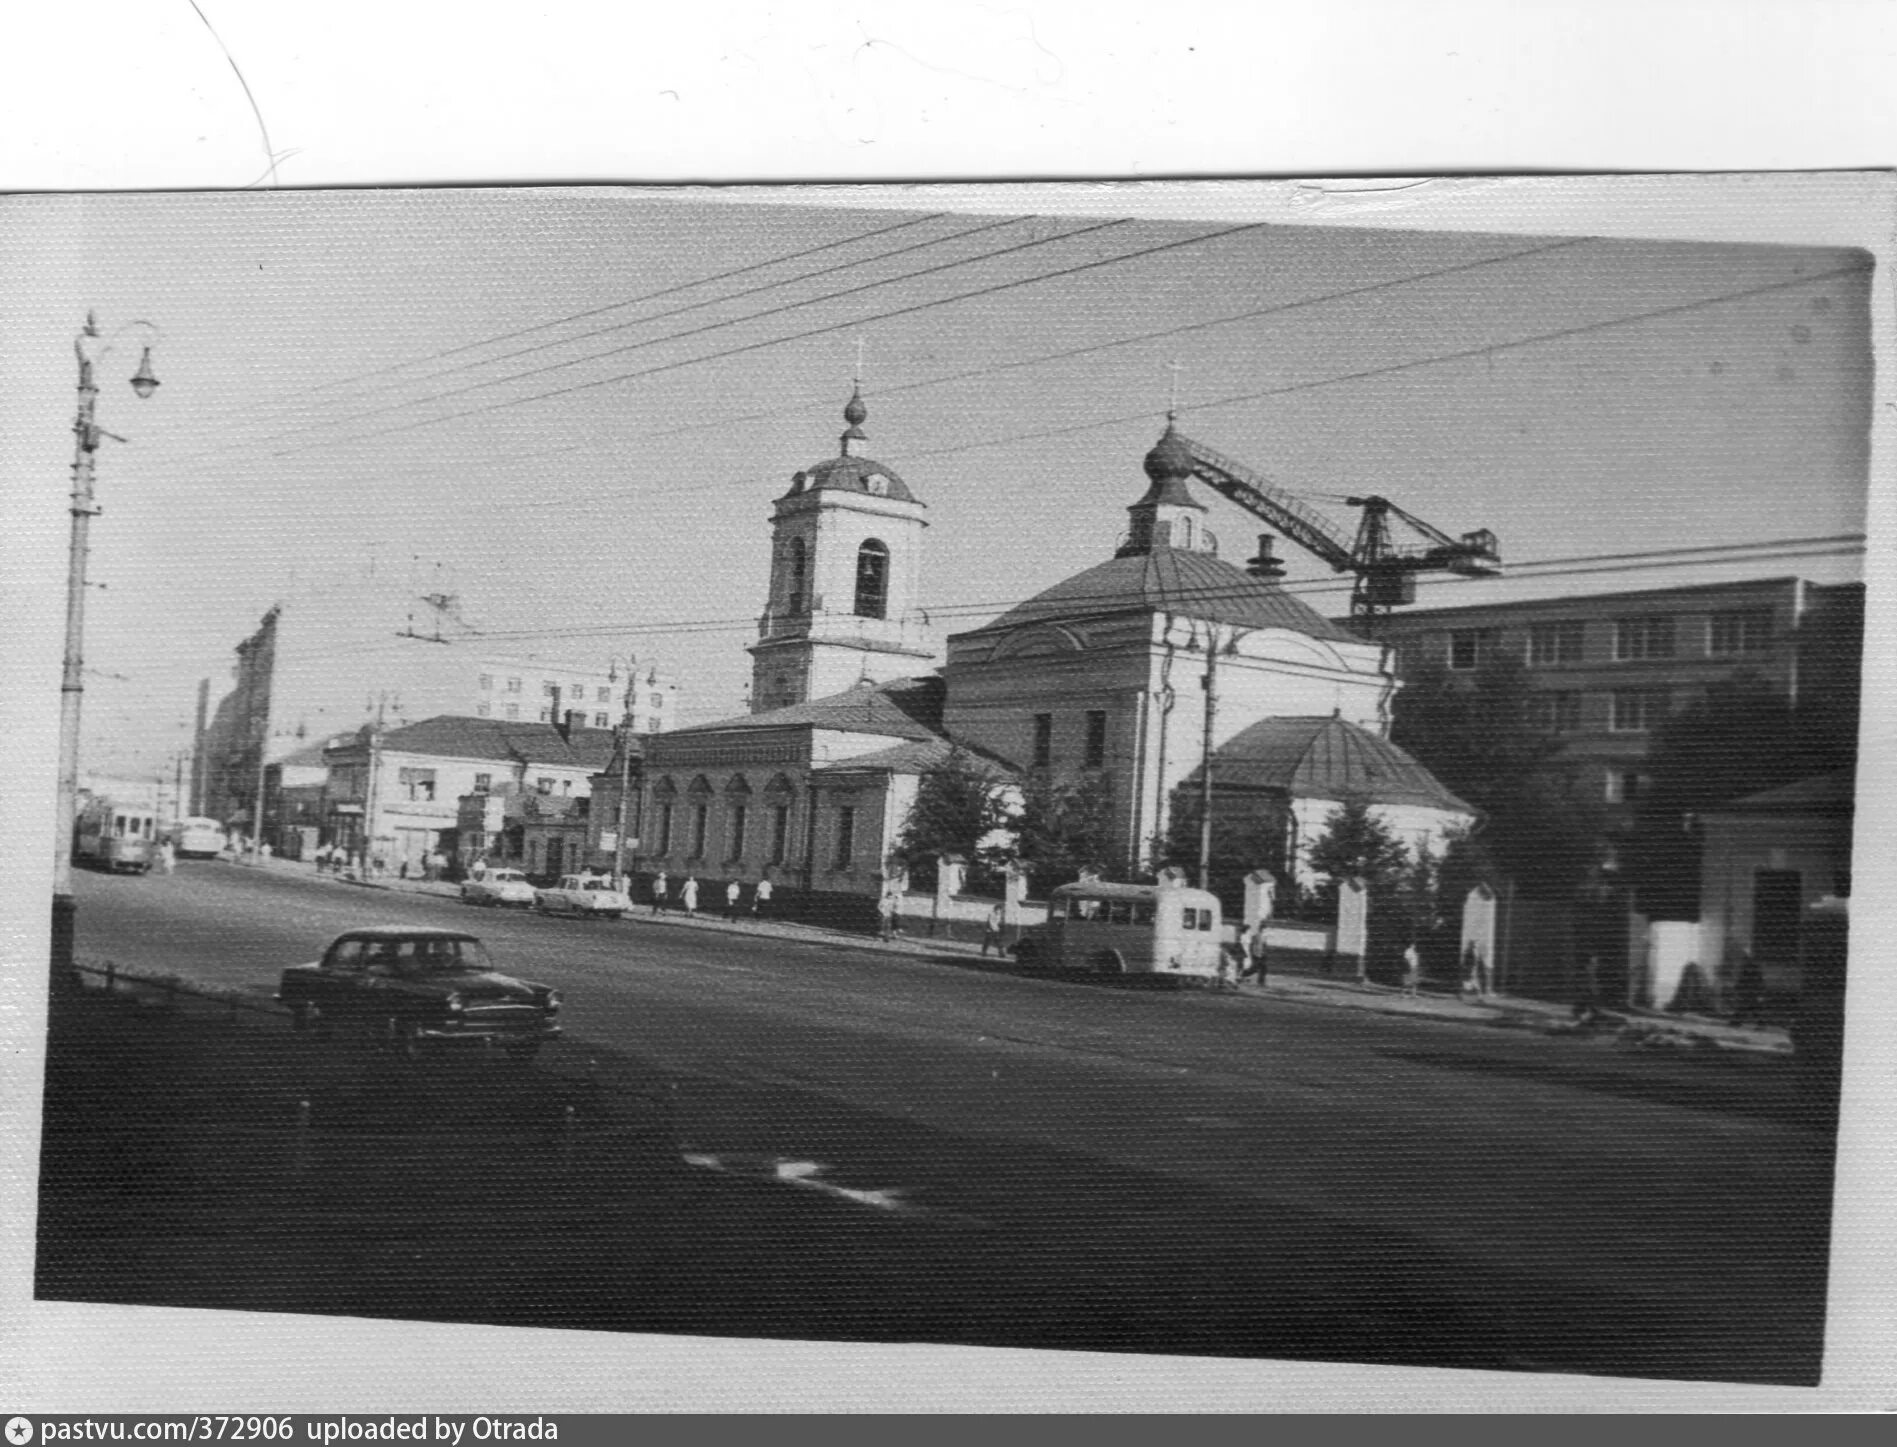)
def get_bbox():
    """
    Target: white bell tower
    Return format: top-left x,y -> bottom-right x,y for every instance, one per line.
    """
747,387 -> 936,713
